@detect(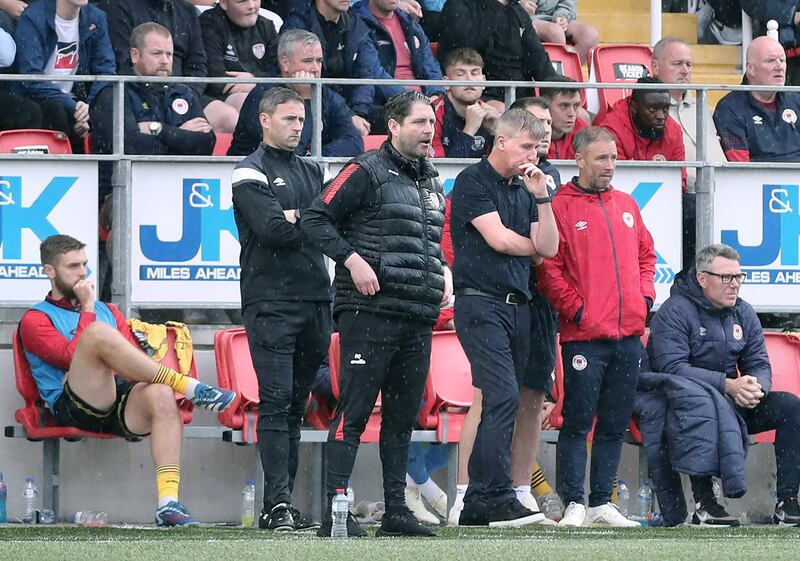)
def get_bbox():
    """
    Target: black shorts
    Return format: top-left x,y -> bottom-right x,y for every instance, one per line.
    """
51,378 -> 147,438
521,292 -> 558,392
